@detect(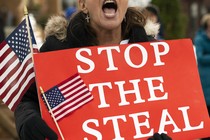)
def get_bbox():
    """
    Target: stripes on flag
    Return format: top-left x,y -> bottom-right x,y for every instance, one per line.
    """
42,73 -> 93,121
0,17 -> 36,111
33,44 -> 39,53
28,16 -> 39,53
